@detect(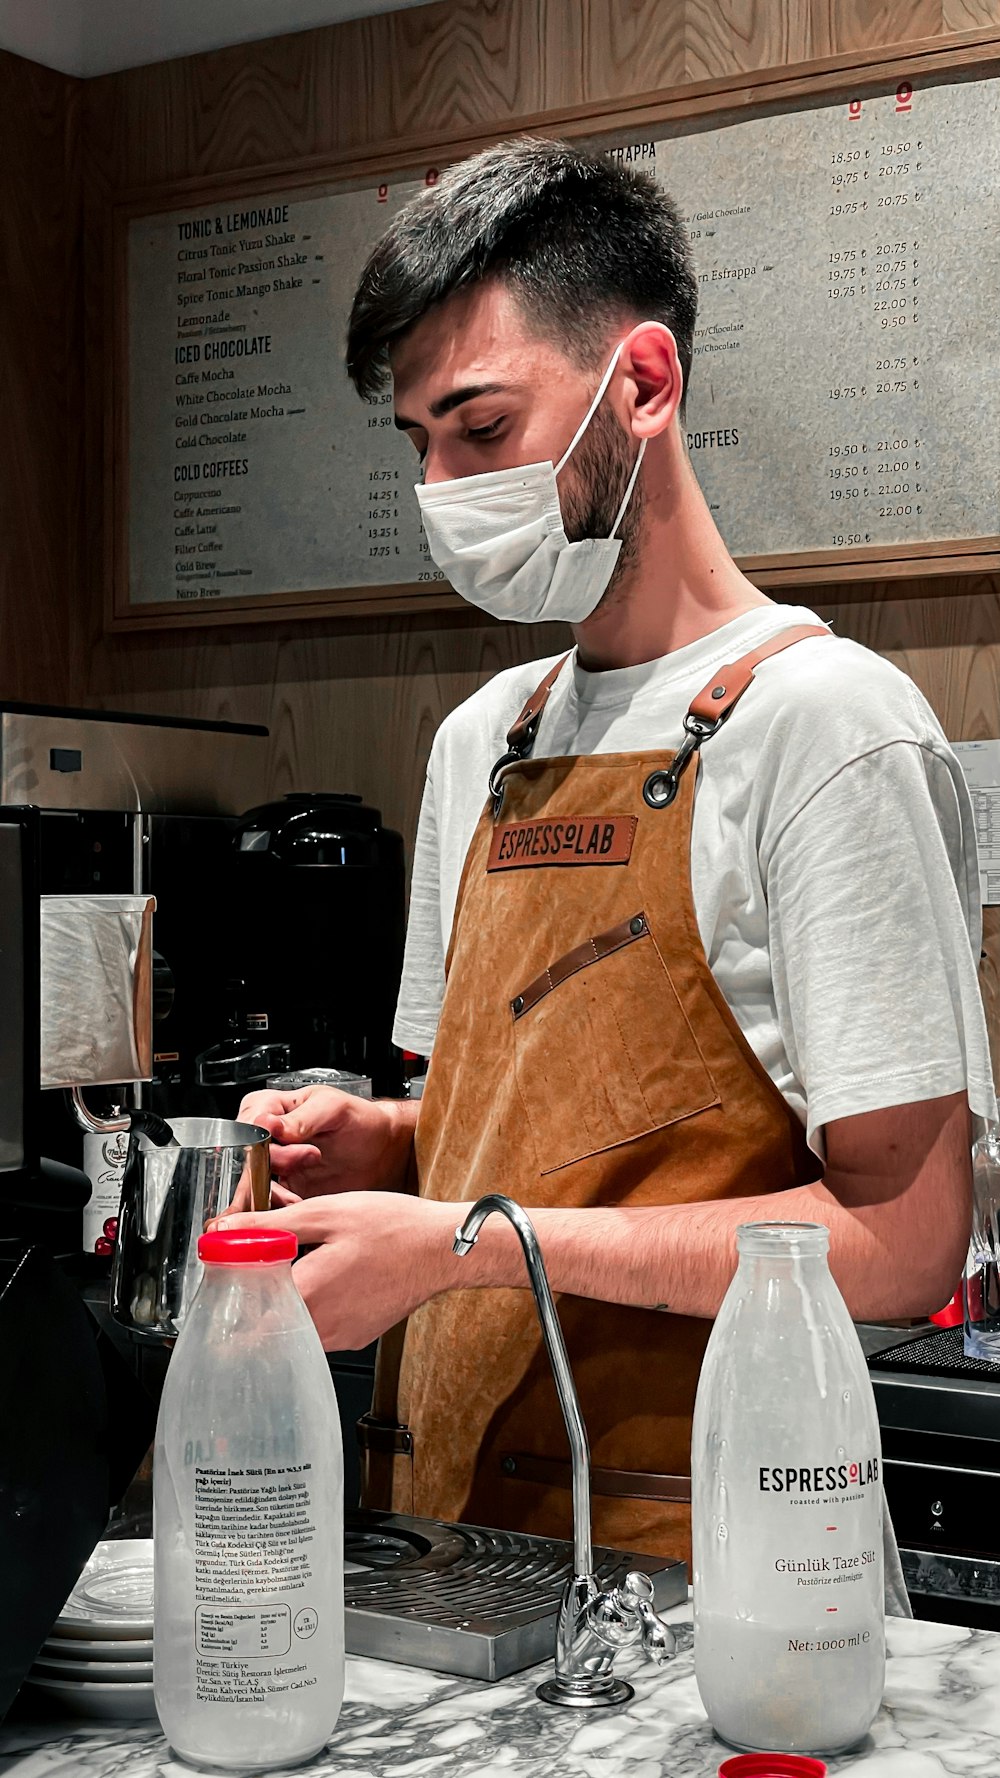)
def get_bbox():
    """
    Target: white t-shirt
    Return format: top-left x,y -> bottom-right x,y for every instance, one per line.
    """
393,603 -> 996,1152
